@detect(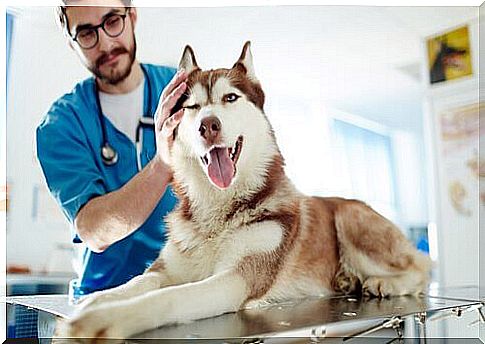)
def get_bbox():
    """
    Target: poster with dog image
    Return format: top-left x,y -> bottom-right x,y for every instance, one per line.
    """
427,25 -> 472,84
